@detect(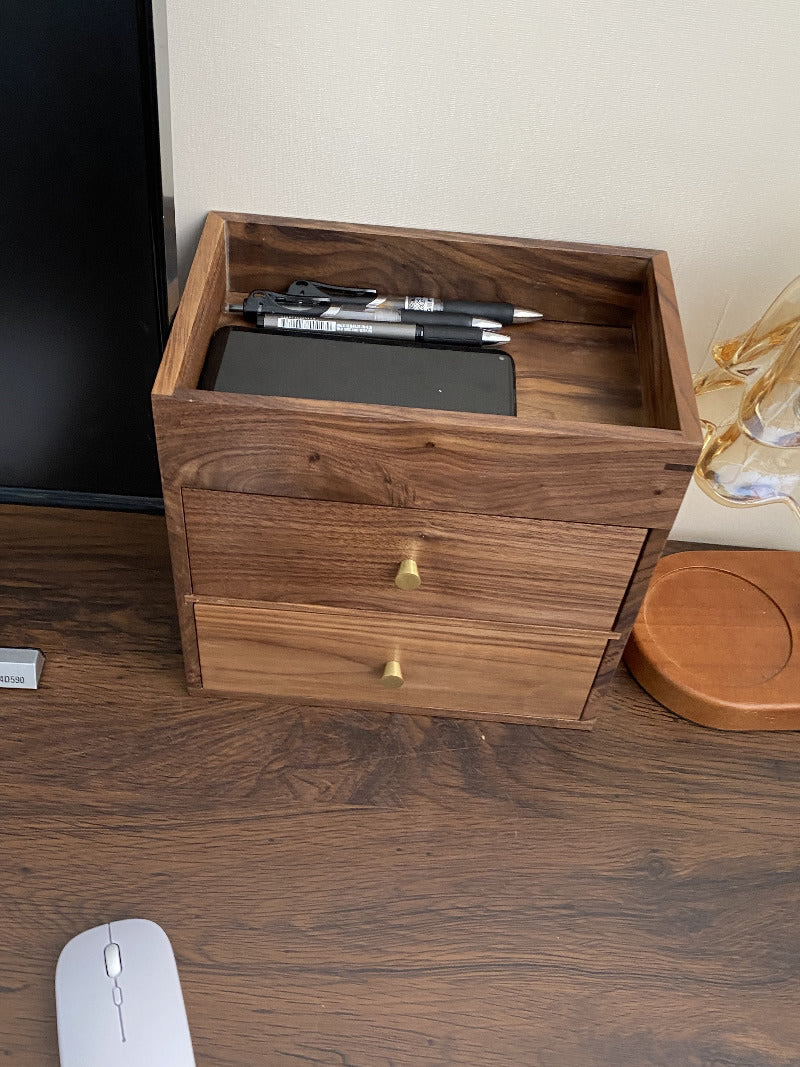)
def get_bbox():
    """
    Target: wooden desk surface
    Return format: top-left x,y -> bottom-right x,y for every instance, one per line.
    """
1,504 -> 798,1065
